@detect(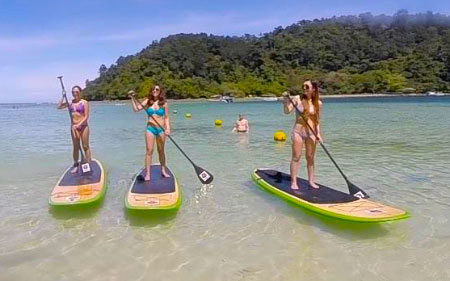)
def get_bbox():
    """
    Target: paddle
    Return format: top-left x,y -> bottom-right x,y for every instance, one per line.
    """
130,91 -> 214,185
57,76 -> 91,174
283,93 -> 369,199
